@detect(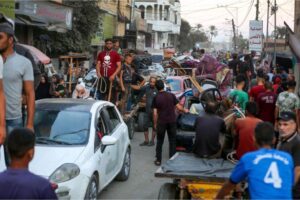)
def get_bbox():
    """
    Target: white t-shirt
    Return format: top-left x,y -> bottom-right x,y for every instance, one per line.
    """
0,55 -> 3,79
